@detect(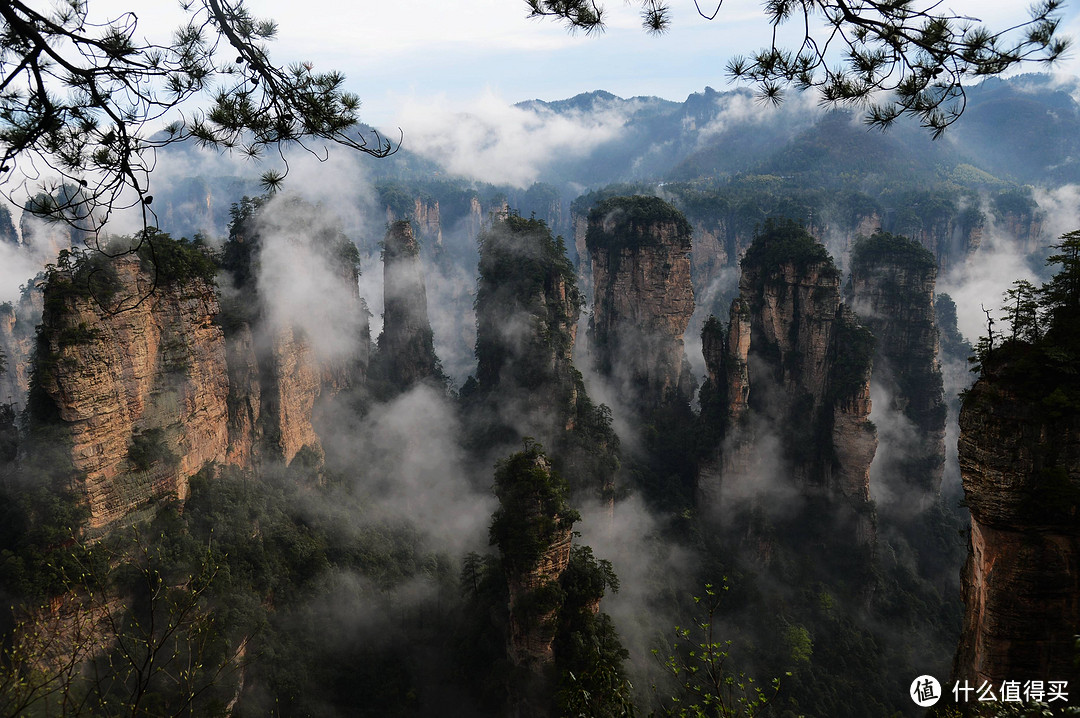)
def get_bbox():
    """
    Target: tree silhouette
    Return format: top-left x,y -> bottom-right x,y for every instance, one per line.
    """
525,0 -> 1069,136
0,0 -> 395,235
